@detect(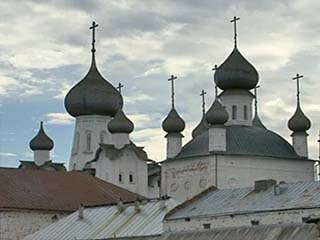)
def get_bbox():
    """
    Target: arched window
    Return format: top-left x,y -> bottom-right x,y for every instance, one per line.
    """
86,131 -> 92,151
100,131 -> 107,144
232,105 -> 237,120
243,105 -> 248,120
